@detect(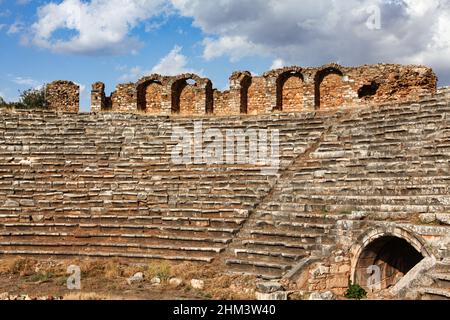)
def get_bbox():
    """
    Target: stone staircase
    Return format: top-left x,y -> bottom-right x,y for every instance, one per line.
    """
226,92 -> 450,279
0,110 -> 331,264
1,91 -> 450,289
420,258 -> 450,300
